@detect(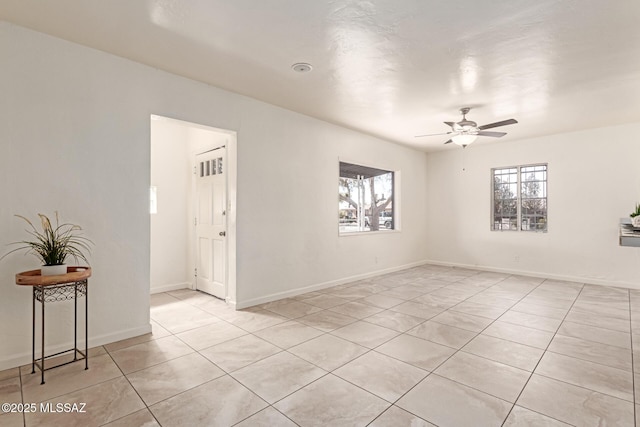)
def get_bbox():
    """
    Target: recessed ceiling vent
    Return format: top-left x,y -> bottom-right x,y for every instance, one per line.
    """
291,63 -> 313,73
